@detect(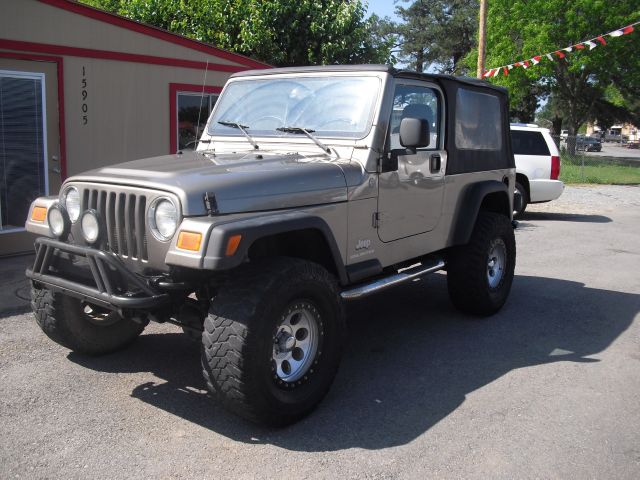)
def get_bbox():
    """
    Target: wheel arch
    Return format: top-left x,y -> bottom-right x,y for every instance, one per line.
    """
450,180 -> 511,246
248,228 -> 343,282
515,173 -> 530,198
203,214 -> 348,285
